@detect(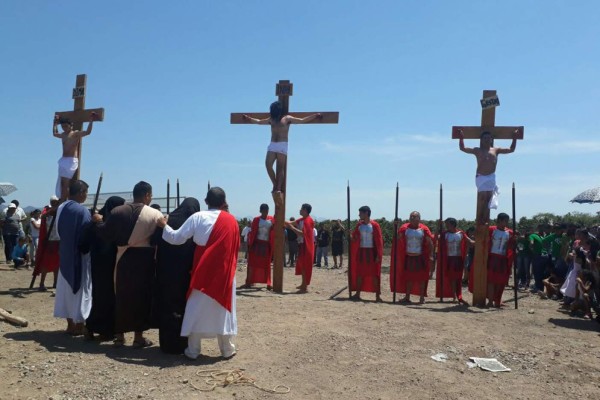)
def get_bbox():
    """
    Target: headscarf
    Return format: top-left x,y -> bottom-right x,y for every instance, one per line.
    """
168,198 -> 200,230
99,196 -> 126,218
